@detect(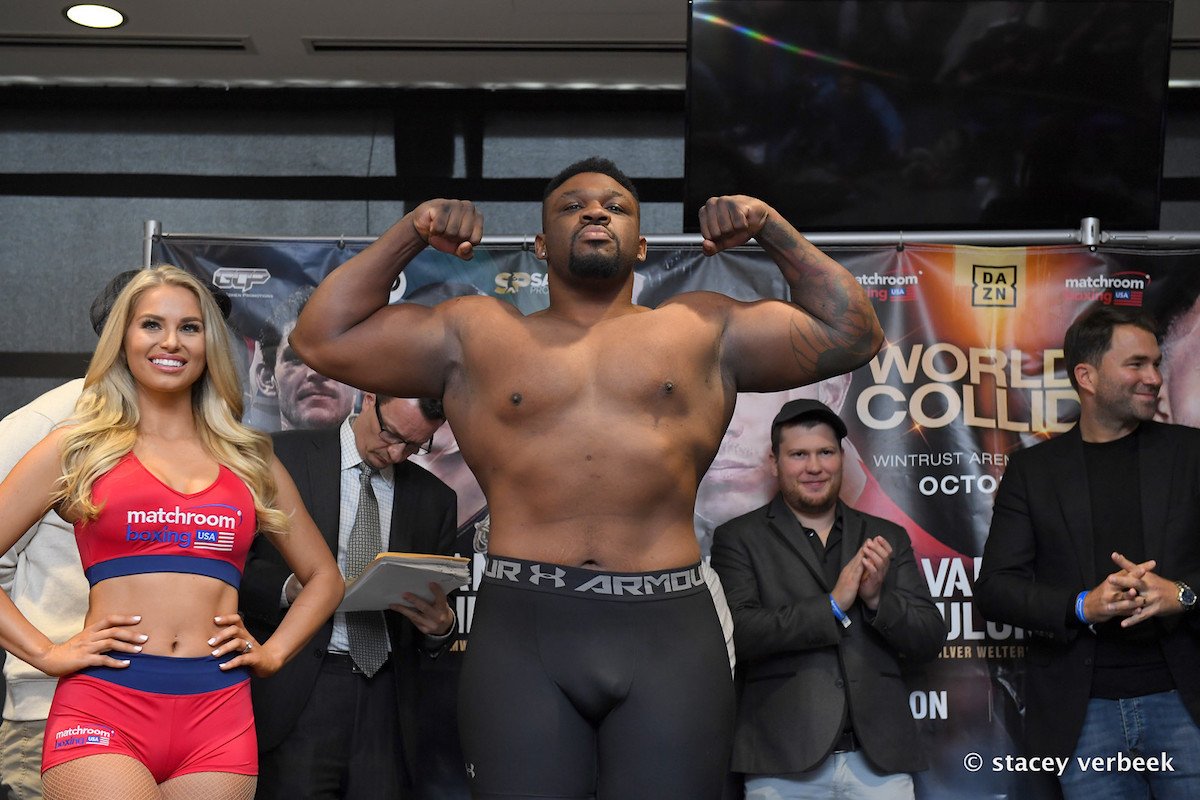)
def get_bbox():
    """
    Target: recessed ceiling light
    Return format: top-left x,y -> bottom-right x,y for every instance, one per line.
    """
64,4 -> 126,29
